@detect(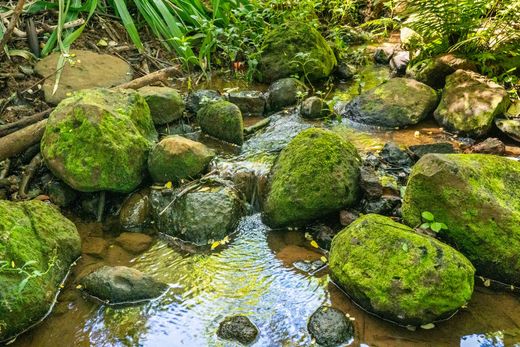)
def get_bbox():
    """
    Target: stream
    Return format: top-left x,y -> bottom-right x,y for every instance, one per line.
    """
9,70 -> 520,347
